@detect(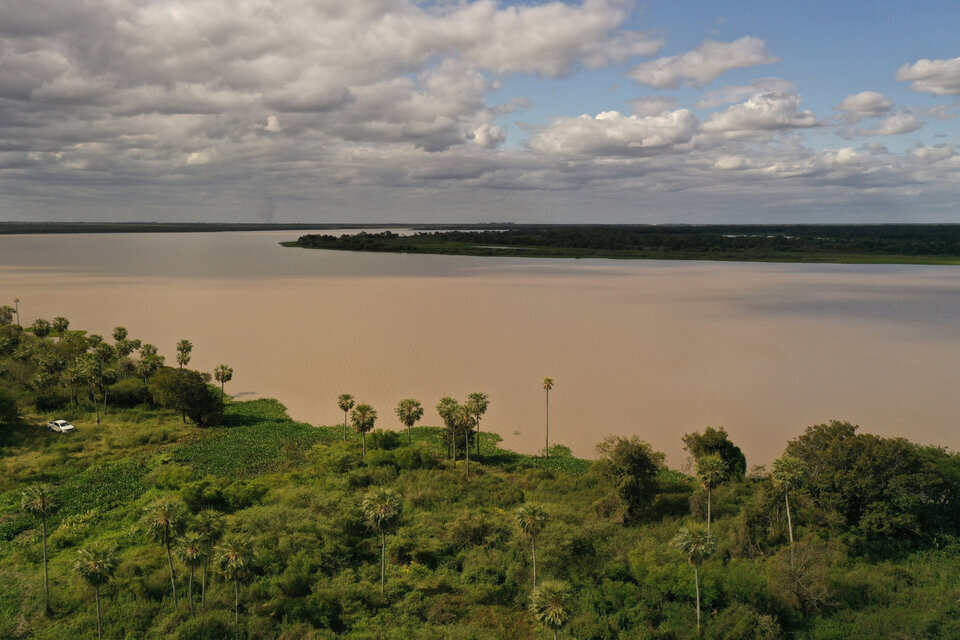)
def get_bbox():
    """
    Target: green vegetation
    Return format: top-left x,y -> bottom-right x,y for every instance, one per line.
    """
285,224 -> 960,264
3,312 -> 960,639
